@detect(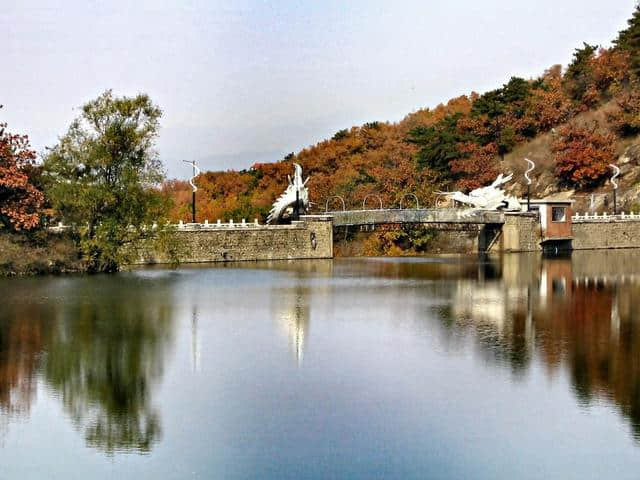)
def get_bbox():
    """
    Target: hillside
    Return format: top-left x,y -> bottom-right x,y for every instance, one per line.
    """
165,6 -> 640,222
502,101 -> 640,212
